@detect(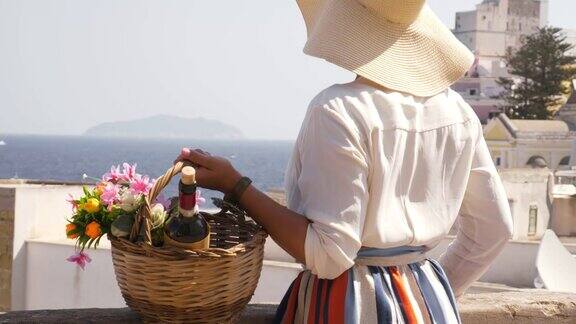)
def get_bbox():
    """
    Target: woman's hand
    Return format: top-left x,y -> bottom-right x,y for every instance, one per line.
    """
176,148 -> 242,194
176,148 -> 309,265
